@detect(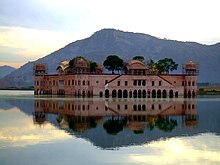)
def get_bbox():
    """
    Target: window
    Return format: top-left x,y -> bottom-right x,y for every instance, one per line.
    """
188,81 -> 191,86
133,80 -> 137,86
159,81 -> 162,86
105,80 -> 108,84
192,81 -> 195,86
133,105 -> 137,111
83,81 -> 85,85
125,105 -> 128,110
159,104 -> 161,110
182,81 -> 184,86
117,105 -> 120,110
68,80 -> 70,86
88,81 -> 90,86
72,80 -> 74,85
118,81 -> 120,86
78,80 -> 81,86
138,80 -> 141,86
152,81 -> 154,86
125,81 -> 128,86
142,80 -> 146,86
152,104 -> 154,110
96,81 -> 98,84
